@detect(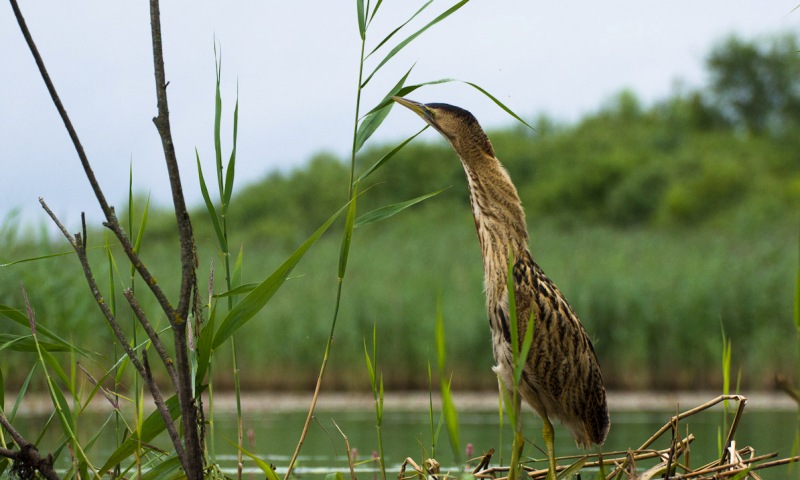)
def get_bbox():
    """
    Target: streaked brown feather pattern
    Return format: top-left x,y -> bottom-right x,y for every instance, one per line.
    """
396,99 -> 610,448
